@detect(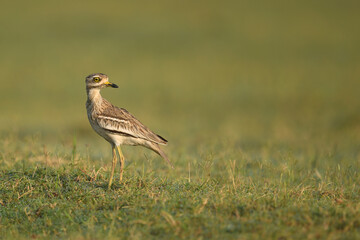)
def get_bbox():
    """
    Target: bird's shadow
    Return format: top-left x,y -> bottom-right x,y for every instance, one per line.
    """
92,181 -> 129,190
